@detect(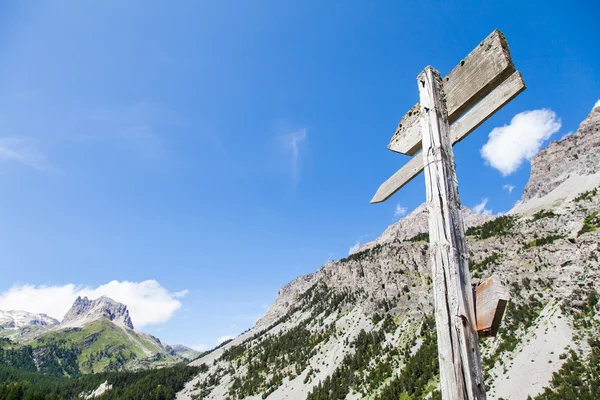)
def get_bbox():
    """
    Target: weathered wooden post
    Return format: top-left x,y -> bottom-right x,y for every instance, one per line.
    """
370,30 -> 524,399
418,66 -> 485,399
